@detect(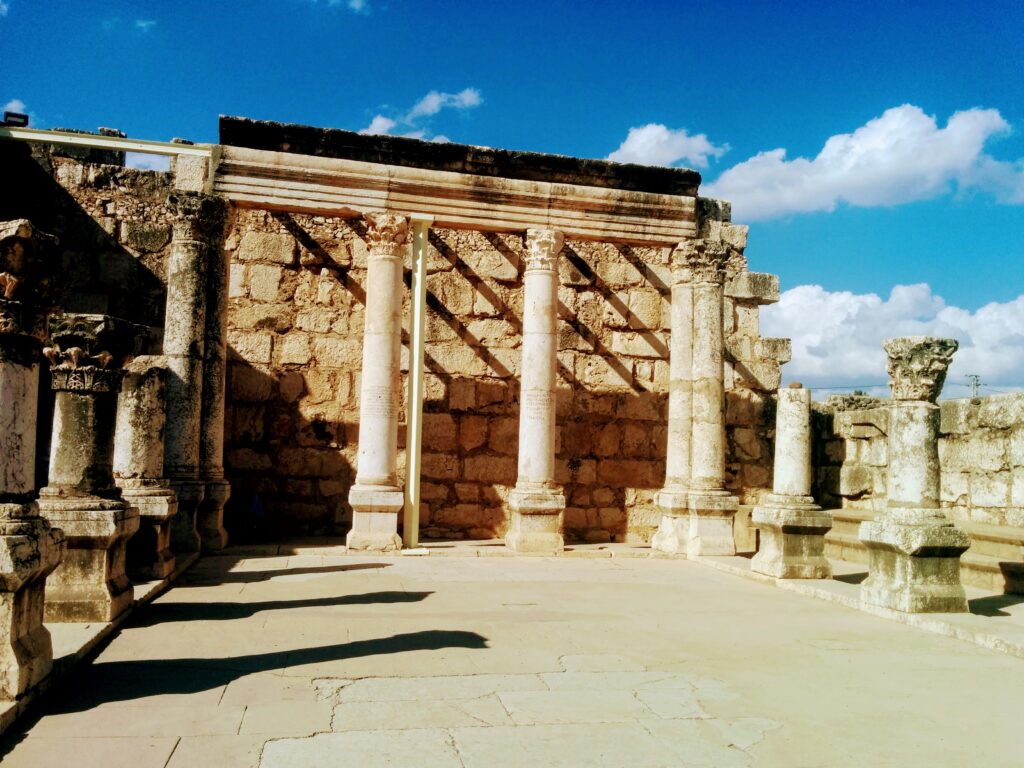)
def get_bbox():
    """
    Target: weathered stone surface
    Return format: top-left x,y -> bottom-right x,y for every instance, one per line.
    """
236,231 -> 297,265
